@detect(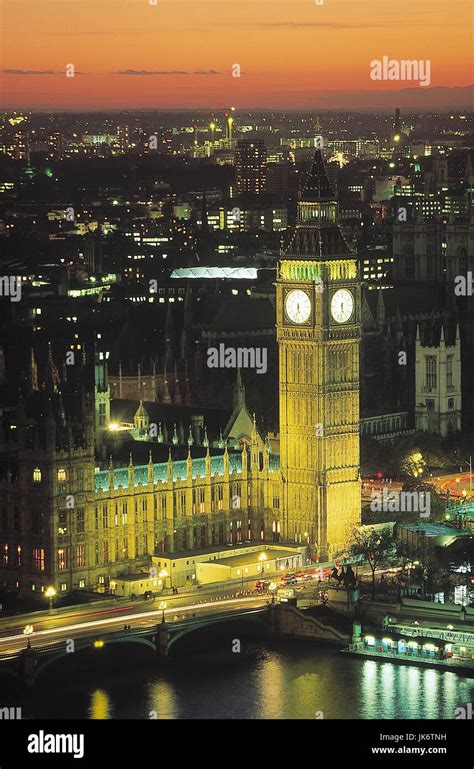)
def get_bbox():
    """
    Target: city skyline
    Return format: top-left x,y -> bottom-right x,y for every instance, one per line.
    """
1,0 -> 473,110
0,0 -> 473,739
